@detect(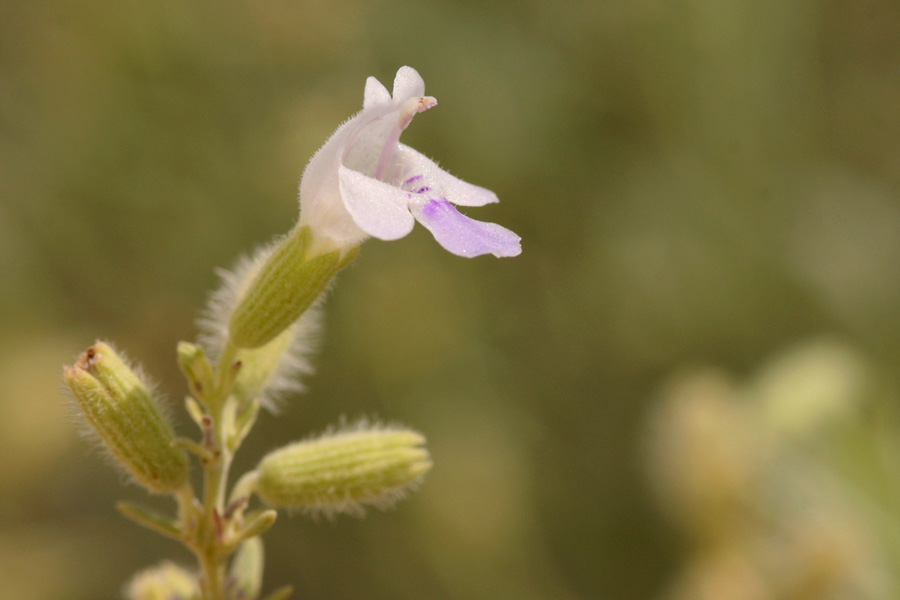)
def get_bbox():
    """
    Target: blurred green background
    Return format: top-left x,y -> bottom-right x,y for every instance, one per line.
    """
3,0 -> 900,598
